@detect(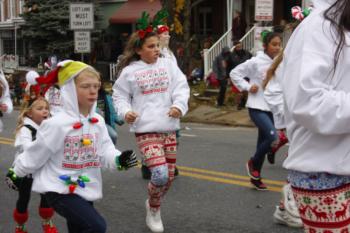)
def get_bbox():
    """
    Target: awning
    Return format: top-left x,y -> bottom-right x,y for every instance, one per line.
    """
109,0 -> 162,24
